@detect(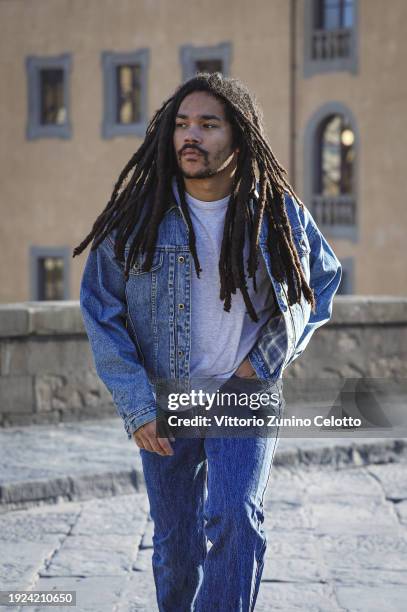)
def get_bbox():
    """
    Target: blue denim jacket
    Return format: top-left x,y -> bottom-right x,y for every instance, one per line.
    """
80,191 -> 342,439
